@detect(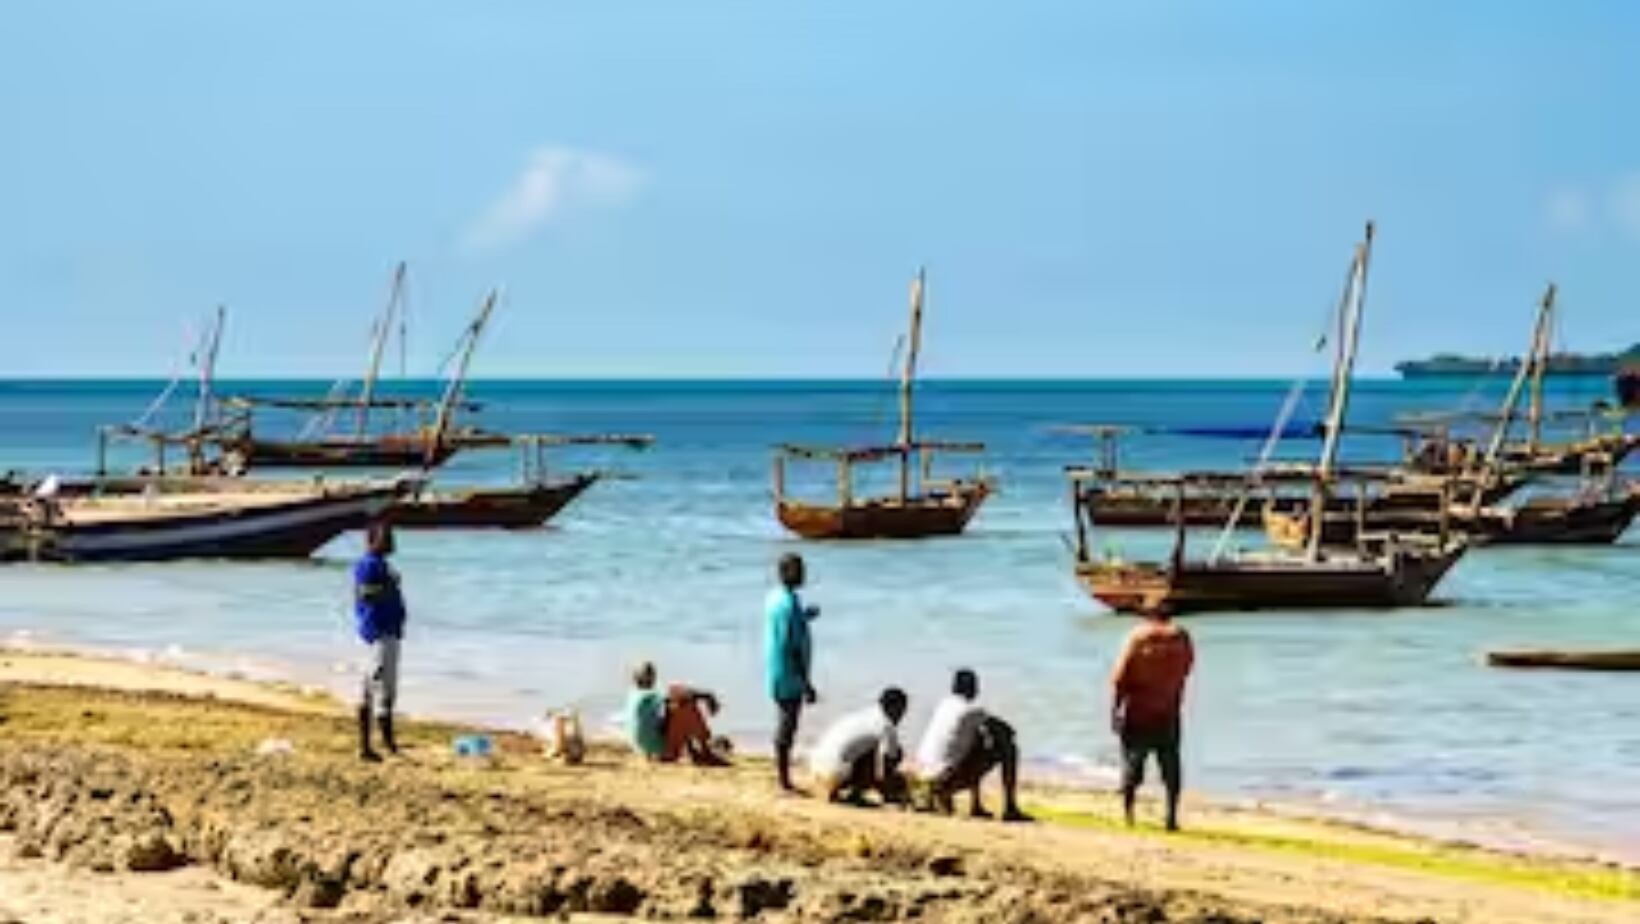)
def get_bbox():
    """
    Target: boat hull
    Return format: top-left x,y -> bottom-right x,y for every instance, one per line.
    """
777,482 -> 990,540
1076,546 -> 1465,615
233,438 -> 460,469
388,475 -> 599,529
25,488 -> 397,563
1266,491 -> 1639,547
1487,649 -> 1640,671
